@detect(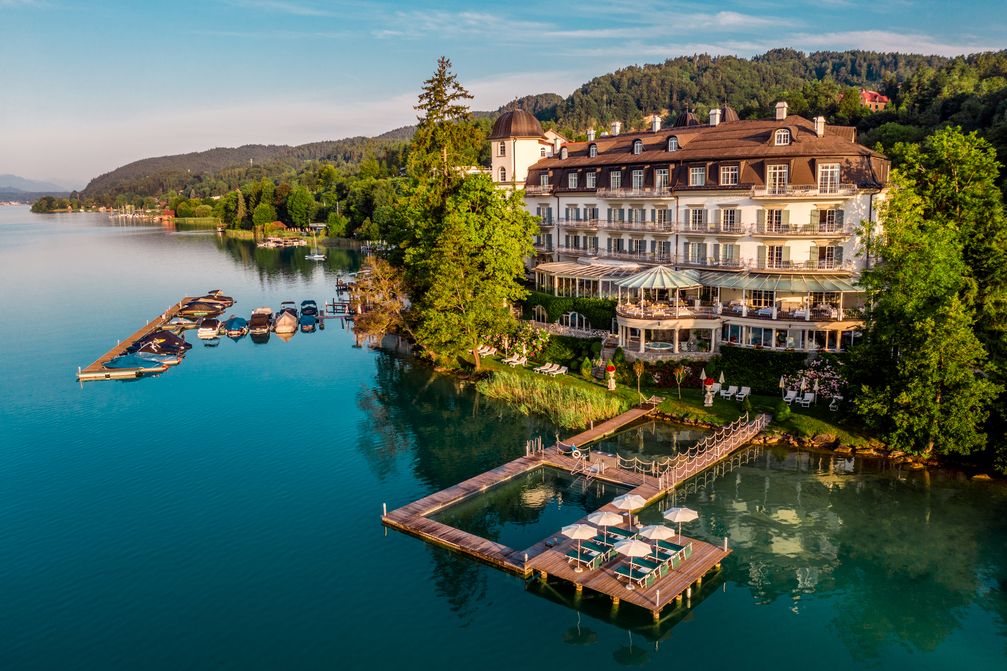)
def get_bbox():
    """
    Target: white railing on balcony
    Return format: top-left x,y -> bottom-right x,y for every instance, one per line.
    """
677,222 -> 749,235
523,185 -> 554,196
751,183 -> 858,198
551,247 -> 857,273
753,223 -> 853,236
558,218 -> 675,232
595,186 -> 673,198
